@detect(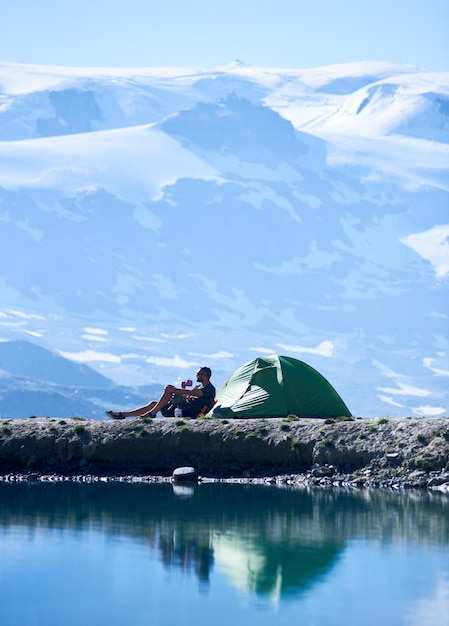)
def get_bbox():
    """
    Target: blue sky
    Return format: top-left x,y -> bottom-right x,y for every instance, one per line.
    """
2,0 -> 448,71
